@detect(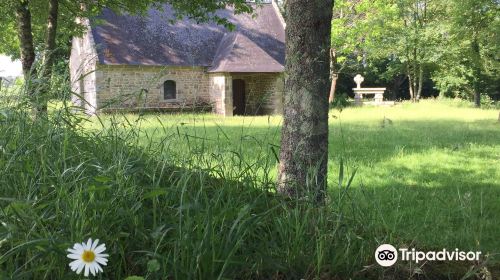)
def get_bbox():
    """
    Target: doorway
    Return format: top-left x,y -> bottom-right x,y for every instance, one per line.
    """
232,79 -> 246,115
